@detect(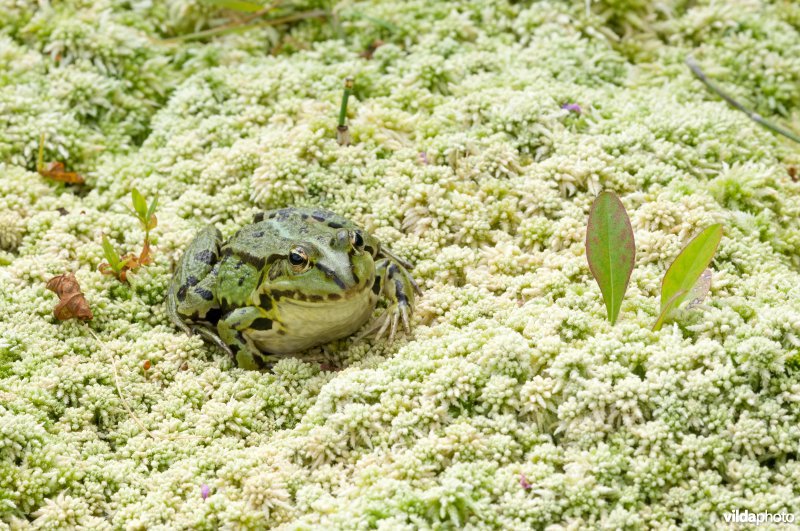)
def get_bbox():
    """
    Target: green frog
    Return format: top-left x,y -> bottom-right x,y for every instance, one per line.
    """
166,208 -> 420,370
